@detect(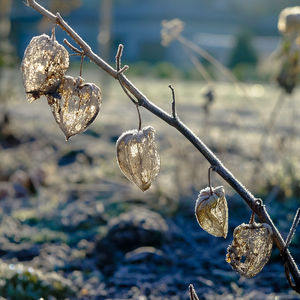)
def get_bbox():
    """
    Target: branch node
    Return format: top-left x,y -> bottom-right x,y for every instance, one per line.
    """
117,65 -> 129,75
255,198 -> 264,207
168,84 -> 178,120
